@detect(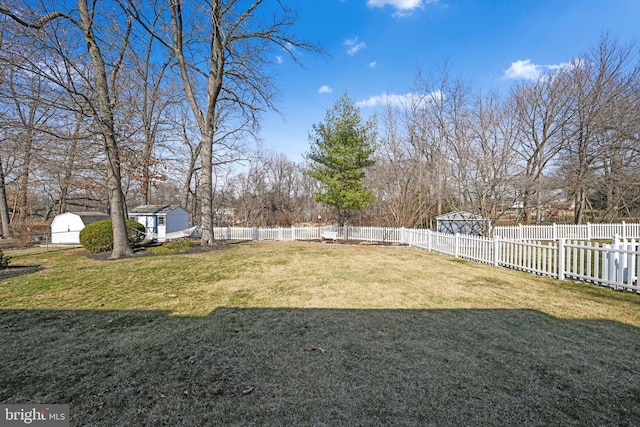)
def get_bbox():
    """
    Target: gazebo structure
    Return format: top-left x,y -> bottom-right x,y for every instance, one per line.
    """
435,211 -> 489,236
